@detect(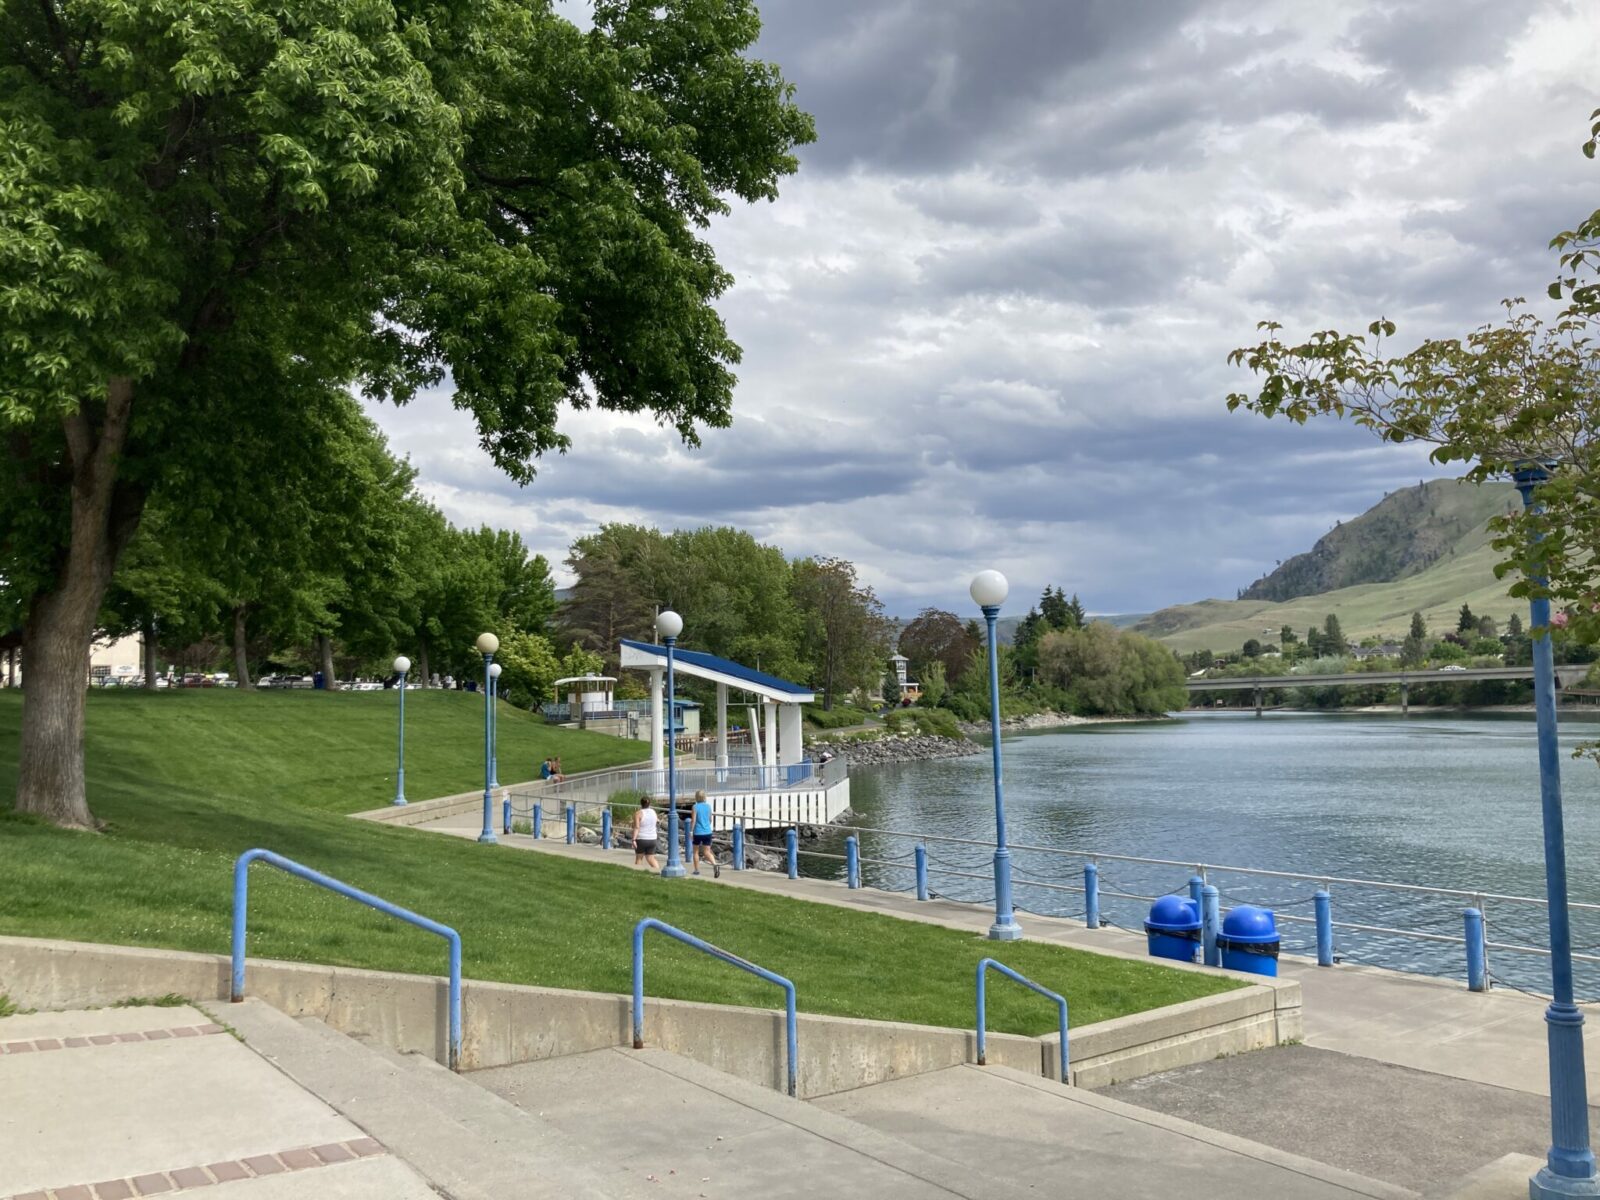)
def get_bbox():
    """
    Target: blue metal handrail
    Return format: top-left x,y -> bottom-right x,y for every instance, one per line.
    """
975,957 -> 1069,1083
231,848 -> 463,1071
631,917 -> 798,1096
